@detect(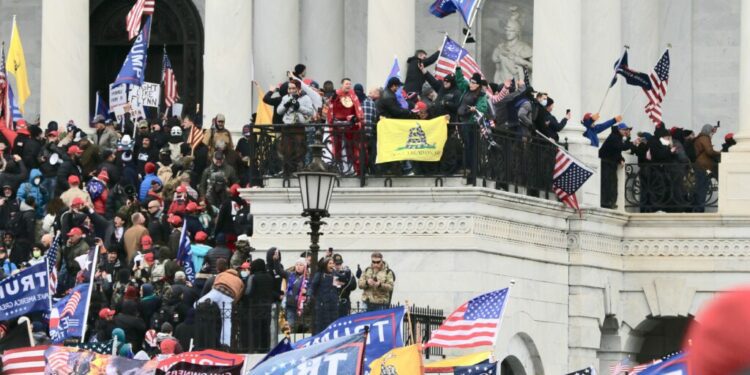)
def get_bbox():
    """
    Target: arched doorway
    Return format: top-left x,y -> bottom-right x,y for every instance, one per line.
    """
90,0 -> 203,118
501,355 -> 527,375
629,316 -> 693,363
